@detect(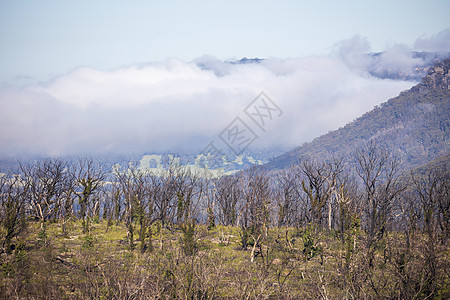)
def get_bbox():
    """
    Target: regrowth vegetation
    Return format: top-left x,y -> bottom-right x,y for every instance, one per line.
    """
1,143 -> 449,299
